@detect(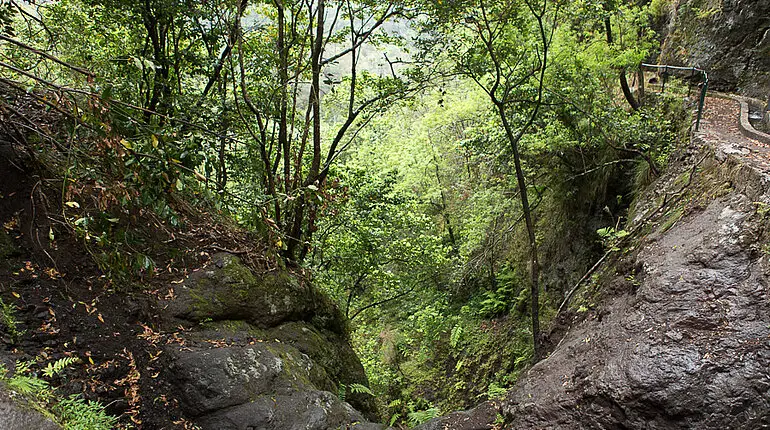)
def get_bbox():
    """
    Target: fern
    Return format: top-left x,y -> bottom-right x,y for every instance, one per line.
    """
13,360 -> 32,375
6,375 -> 50,397
407,407 -> 439,426
2,361 -> 50,399
42,357 -> 80,378
0,298 -> 23,341
348,383 -> 374,396
0,357 -> 116,428
53,394 -> 118,430
486,382 -> 507,400
449,324 -> 464,349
